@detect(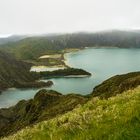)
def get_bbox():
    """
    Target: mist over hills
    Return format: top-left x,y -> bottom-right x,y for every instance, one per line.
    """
0,30 -> 140,60
0,35 -> 26,45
